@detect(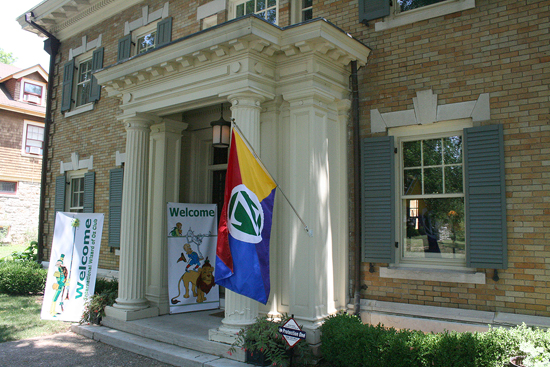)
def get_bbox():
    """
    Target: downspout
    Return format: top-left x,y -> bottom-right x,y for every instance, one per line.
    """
25,12 -> 60,263
350,60 -> 363,316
